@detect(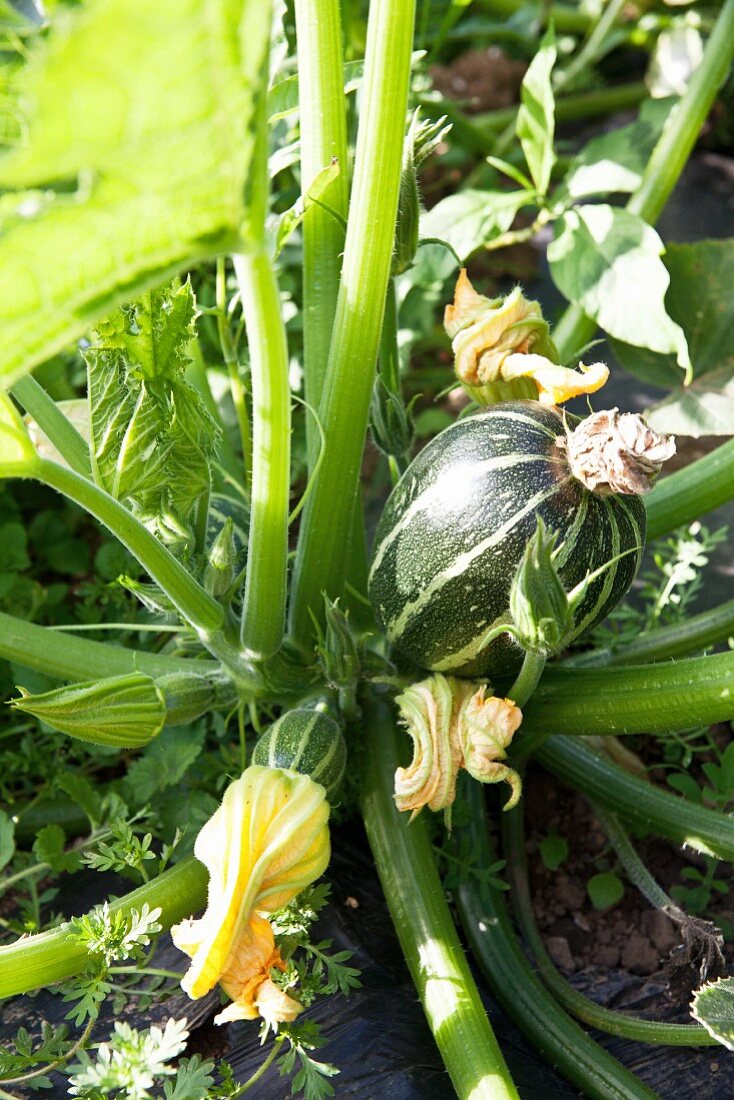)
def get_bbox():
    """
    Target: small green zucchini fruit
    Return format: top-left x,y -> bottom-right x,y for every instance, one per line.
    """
252,709 -> 347,802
